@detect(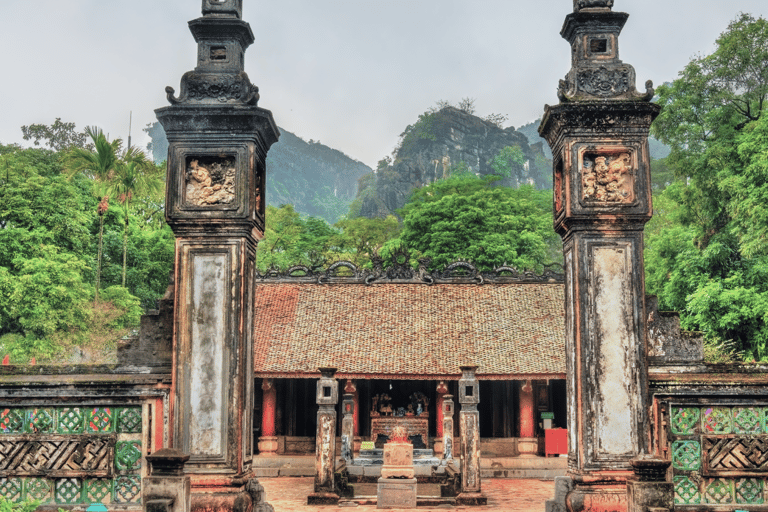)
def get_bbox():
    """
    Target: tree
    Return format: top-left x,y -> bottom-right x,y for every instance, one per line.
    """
394,174 -> 557,271
21,118 -> 91,151
105,149 -> 163,286
457,97 -> 476,115
648,13 -> 768,359
256,205 -> 338,271
333,215 -> 401,267
488,145 -> 526,182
